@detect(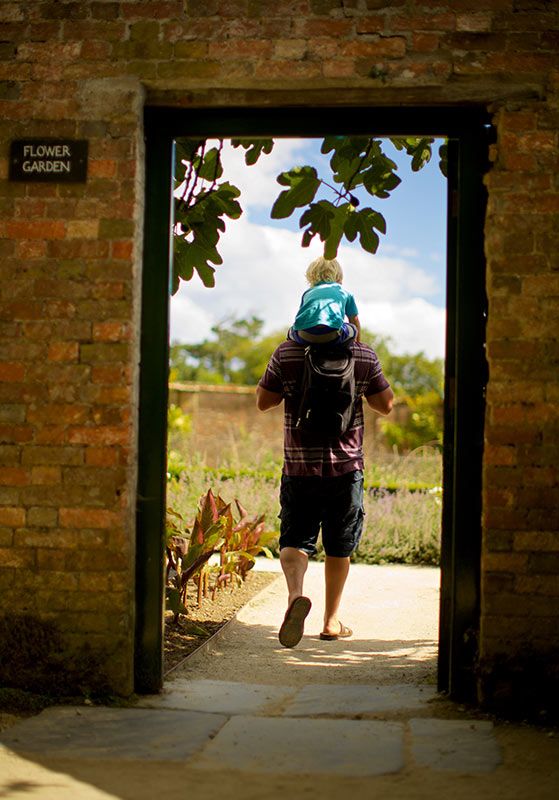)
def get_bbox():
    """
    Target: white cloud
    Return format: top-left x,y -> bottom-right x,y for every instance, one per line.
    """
170,216 -> 446,359
357,298 -> 446,358
169,293 -> 214,344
